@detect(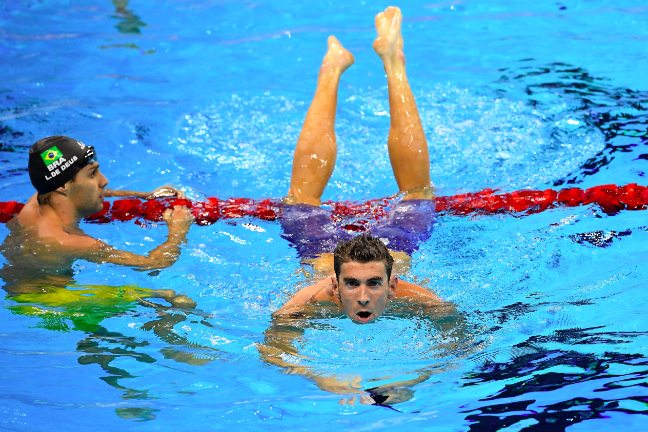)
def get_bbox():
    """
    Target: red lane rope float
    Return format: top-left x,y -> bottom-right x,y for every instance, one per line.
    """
0,183 -> 646,228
